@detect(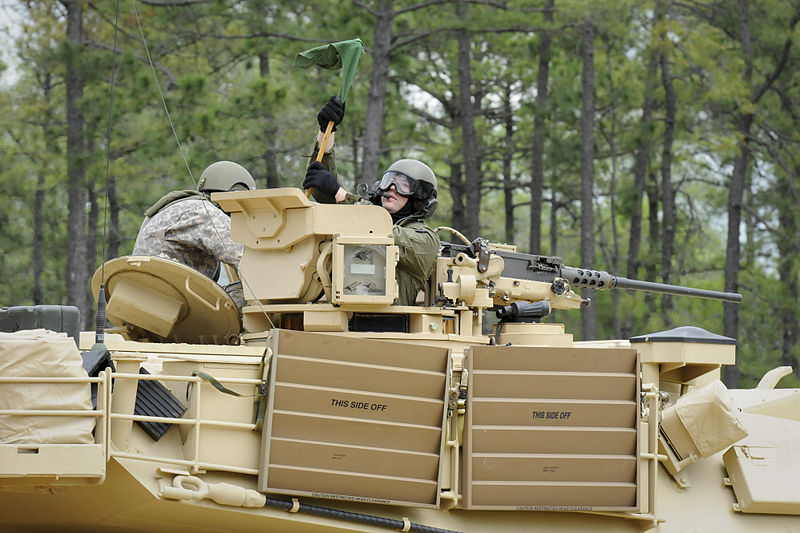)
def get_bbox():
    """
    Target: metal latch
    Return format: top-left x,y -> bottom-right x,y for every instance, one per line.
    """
447,369 -> 469,418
